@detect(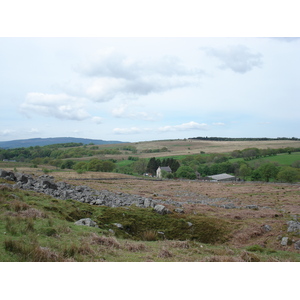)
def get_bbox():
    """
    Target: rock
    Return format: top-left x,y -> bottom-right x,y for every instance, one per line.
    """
294,240 -> 300,250
245,205 -> 259,210
287,221 -> 300,234
154,204 -> 170,215
144,198 -> 152,208
281,237 -> 289,246
261,224 -> 272,232
187,222 -> 193,227
174,208 -> 184,214
74,218 -> 97,227
0,169 -> 8,178
221,203 -> 236,209
113,223 -> 123,229
15,173 -> 28,183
